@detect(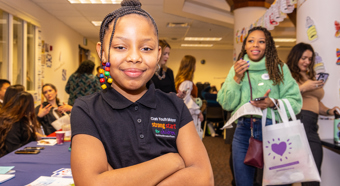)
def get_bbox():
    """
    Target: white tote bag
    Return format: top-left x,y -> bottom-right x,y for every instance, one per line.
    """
262,99 -> 321,185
